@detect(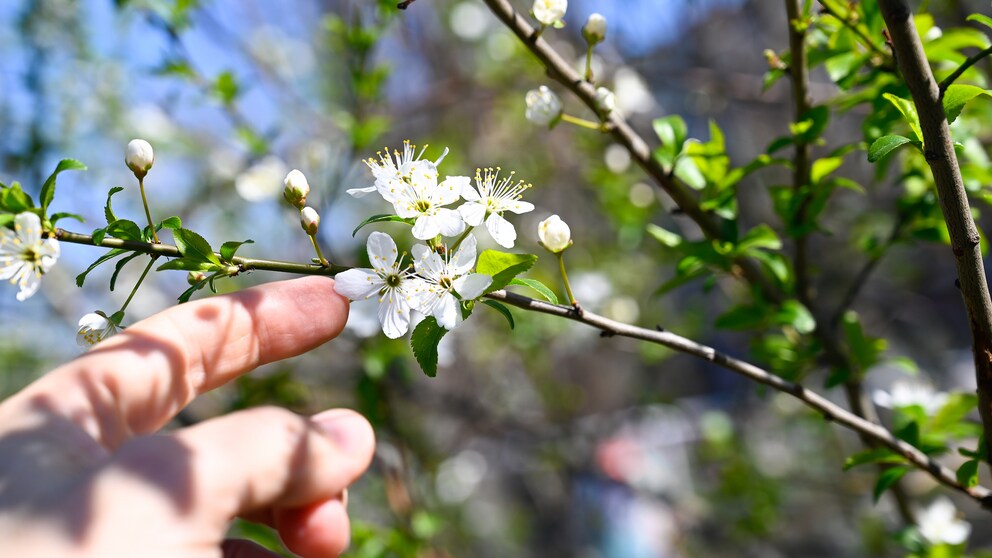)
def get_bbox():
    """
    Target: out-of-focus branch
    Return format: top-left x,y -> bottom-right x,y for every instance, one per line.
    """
879,0 -> 992,467
785,0 -> 814,307
938,45 -> 992,95
487,289 -> 992,505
